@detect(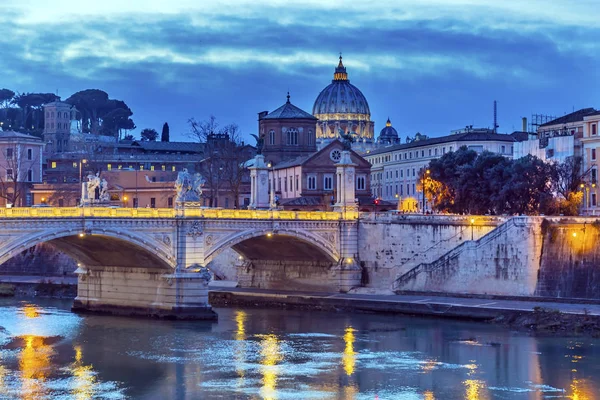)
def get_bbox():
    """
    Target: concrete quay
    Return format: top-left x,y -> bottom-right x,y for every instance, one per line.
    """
209,287 -> 600,321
